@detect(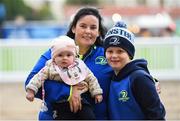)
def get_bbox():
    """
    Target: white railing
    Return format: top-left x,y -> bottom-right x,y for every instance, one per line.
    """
135,37 -> 180,81
0,37 -> 180,82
